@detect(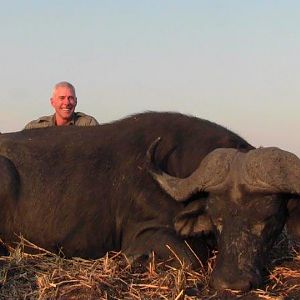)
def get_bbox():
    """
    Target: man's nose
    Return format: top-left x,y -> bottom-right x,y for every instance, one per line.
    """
63,97 -> 71,105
